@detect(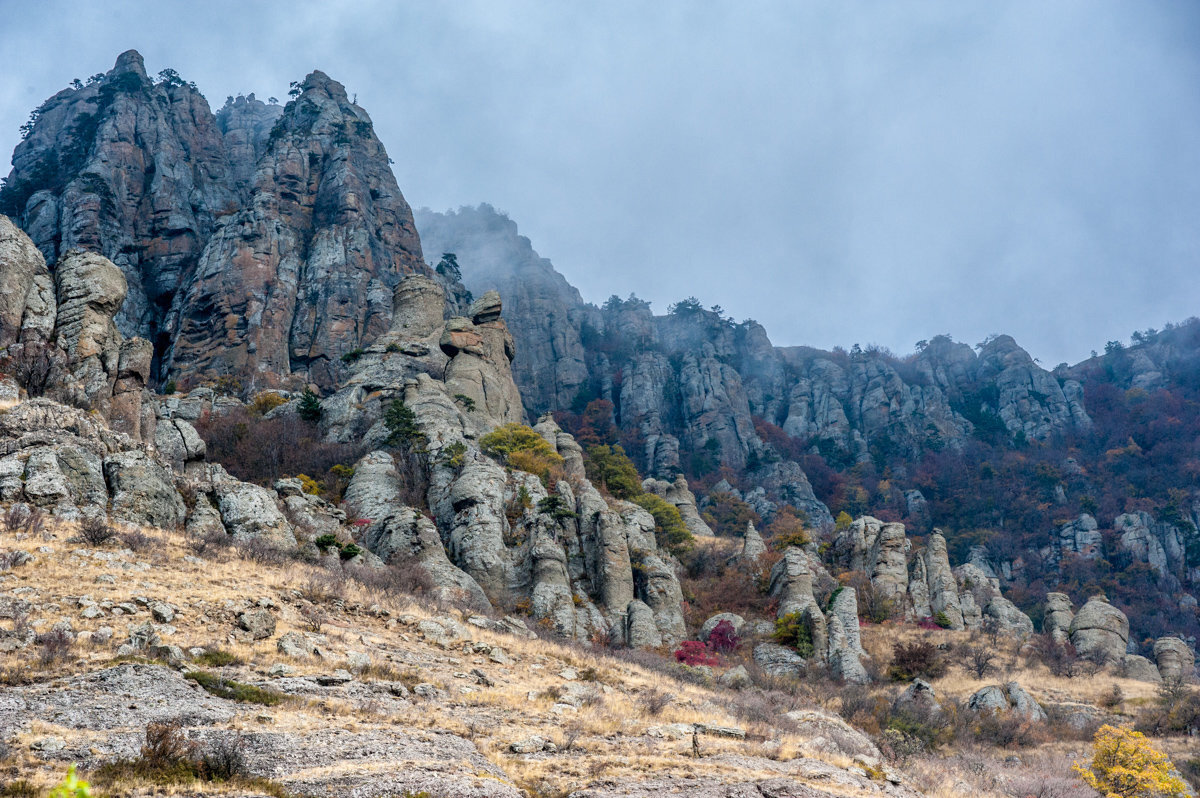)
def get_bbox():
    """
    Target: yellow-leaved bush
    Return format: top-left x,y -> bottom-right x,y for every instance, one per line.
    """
479,423 -> 564,483
1073,724 -> 1186,798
